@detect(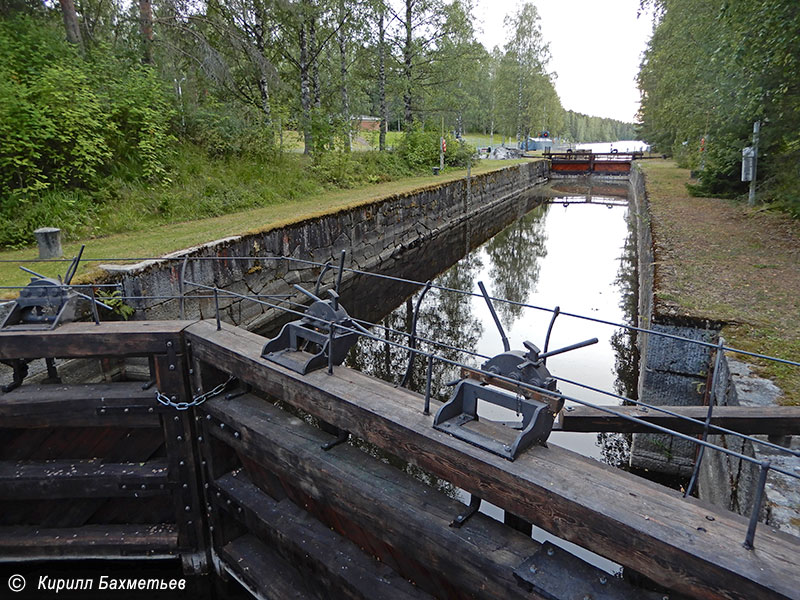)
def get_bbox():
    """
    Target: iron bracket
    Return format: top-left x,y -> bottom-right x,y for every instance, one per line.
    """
97,404 -> 161,416
209,483 -> 245,517
203,413 -> 242,441
434,379 -> 554,461
262,286 -> 360,375
118,481 -> 171,496
0,359 -> 29,393
321,428 -> 349,451
450,494 -> 482,528
514,542 -> 666,599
